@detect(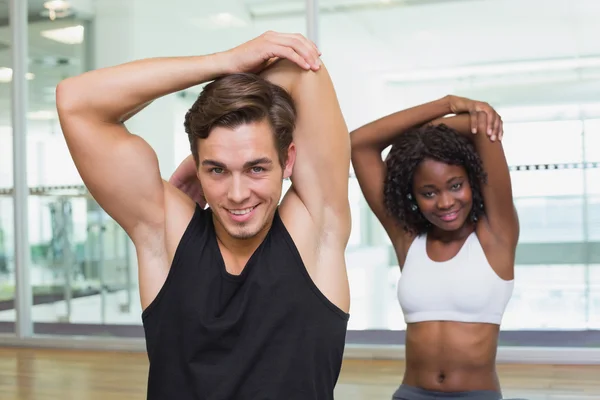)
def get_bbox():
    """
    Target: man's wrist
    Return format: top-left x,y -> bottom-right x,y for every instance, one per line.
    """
206,51 -> 236,76
185,52 -> 235,84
